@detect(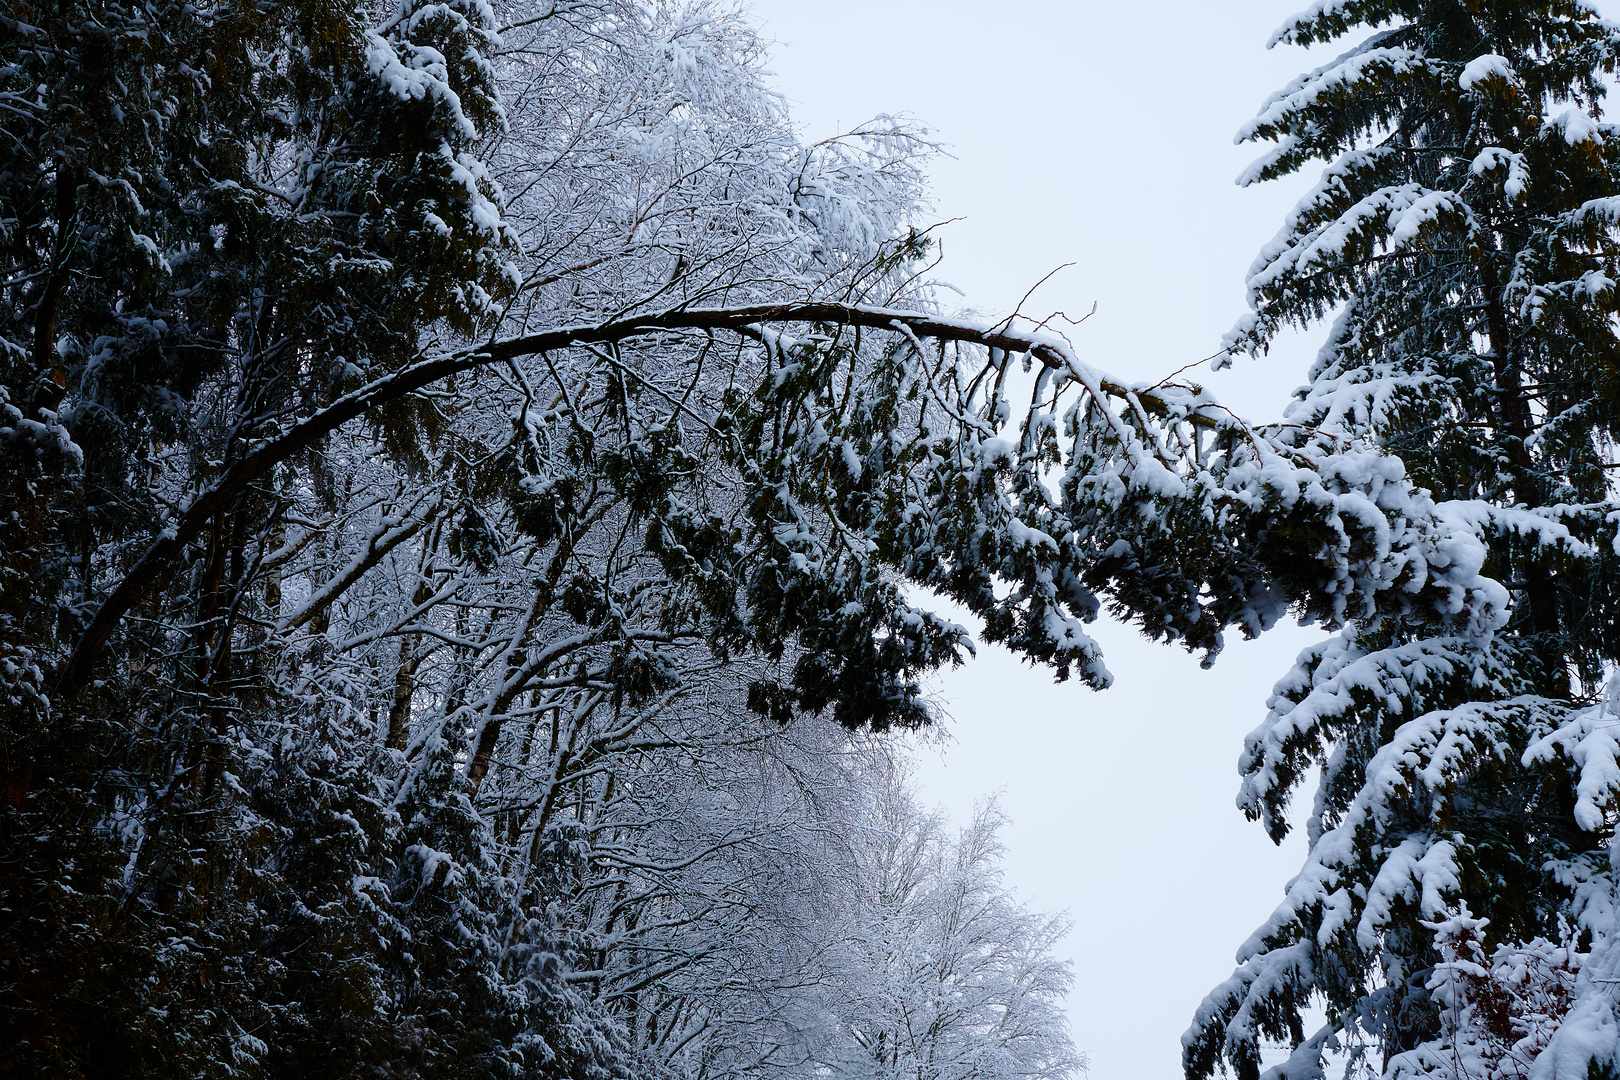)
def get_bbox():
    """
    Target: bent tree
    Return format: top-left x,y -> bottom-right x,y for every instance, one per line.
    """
1188,3 -> 1620,1079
